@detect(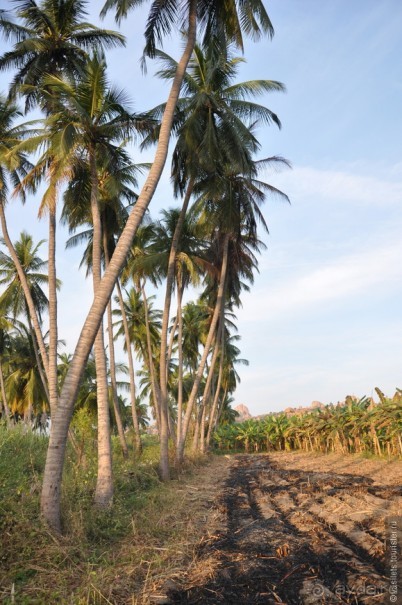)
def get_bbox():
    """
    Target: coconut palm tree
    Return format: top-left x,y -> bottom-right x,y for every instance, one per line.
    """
176,156 -> 289,464
42,0 -> 275,532
5,324 -> 48,422
0,231 -> 55,402
42,51 -> 143,507
62,151 -> 147,459
0,0 -> 125,418
0,97 -> 52,397
142,36 -> 284,476
113,287 -> 162,430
